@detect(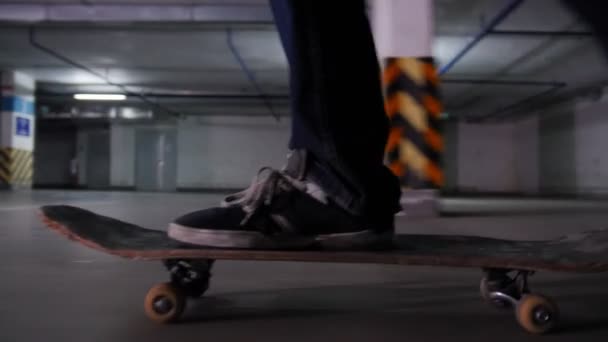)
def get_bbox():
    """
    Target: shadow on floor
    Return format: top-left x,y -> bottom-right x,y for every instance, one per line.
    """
176,276 -> 608,336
